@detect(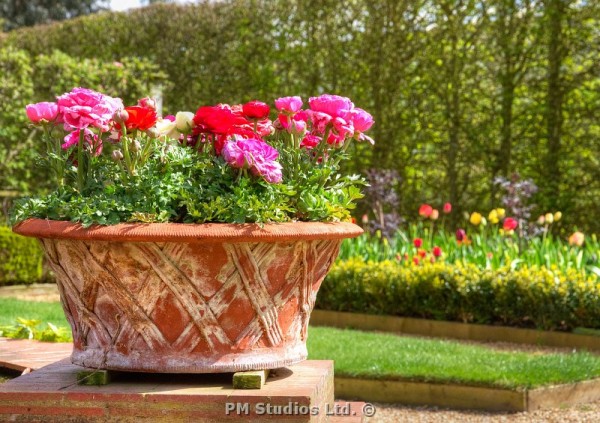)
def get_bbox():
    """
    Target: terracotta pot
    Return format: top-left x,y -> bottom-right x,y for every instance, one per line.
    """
13,219 -> 362,373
